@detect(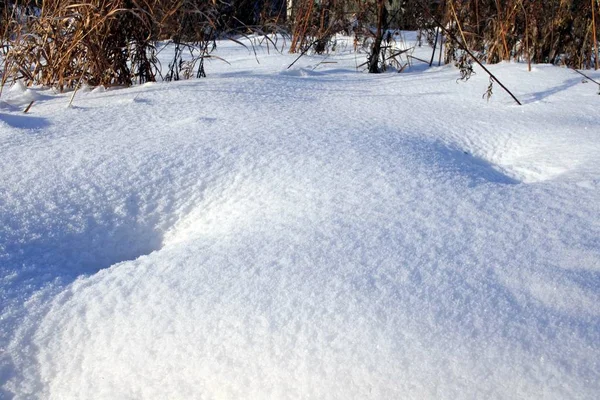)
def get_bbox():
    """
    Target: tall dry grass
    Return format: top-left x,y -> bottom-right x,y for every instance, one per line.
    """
289,0 -> 349,53
438,0 -> 599,69
1,1 -> 167,91
287,0 -> 598,71
1,0 -> 597,91
0,0 -> 229,91
0,1 -> 289,90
